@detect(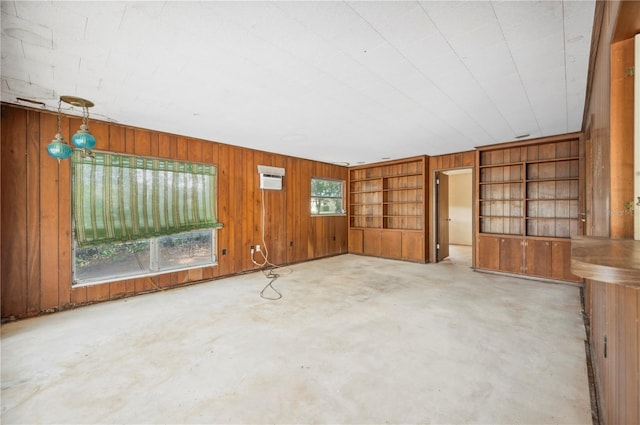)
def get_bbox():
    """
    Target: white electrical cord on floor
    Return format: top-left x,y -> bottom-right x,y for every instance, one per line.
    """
251,188 -> 292,300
